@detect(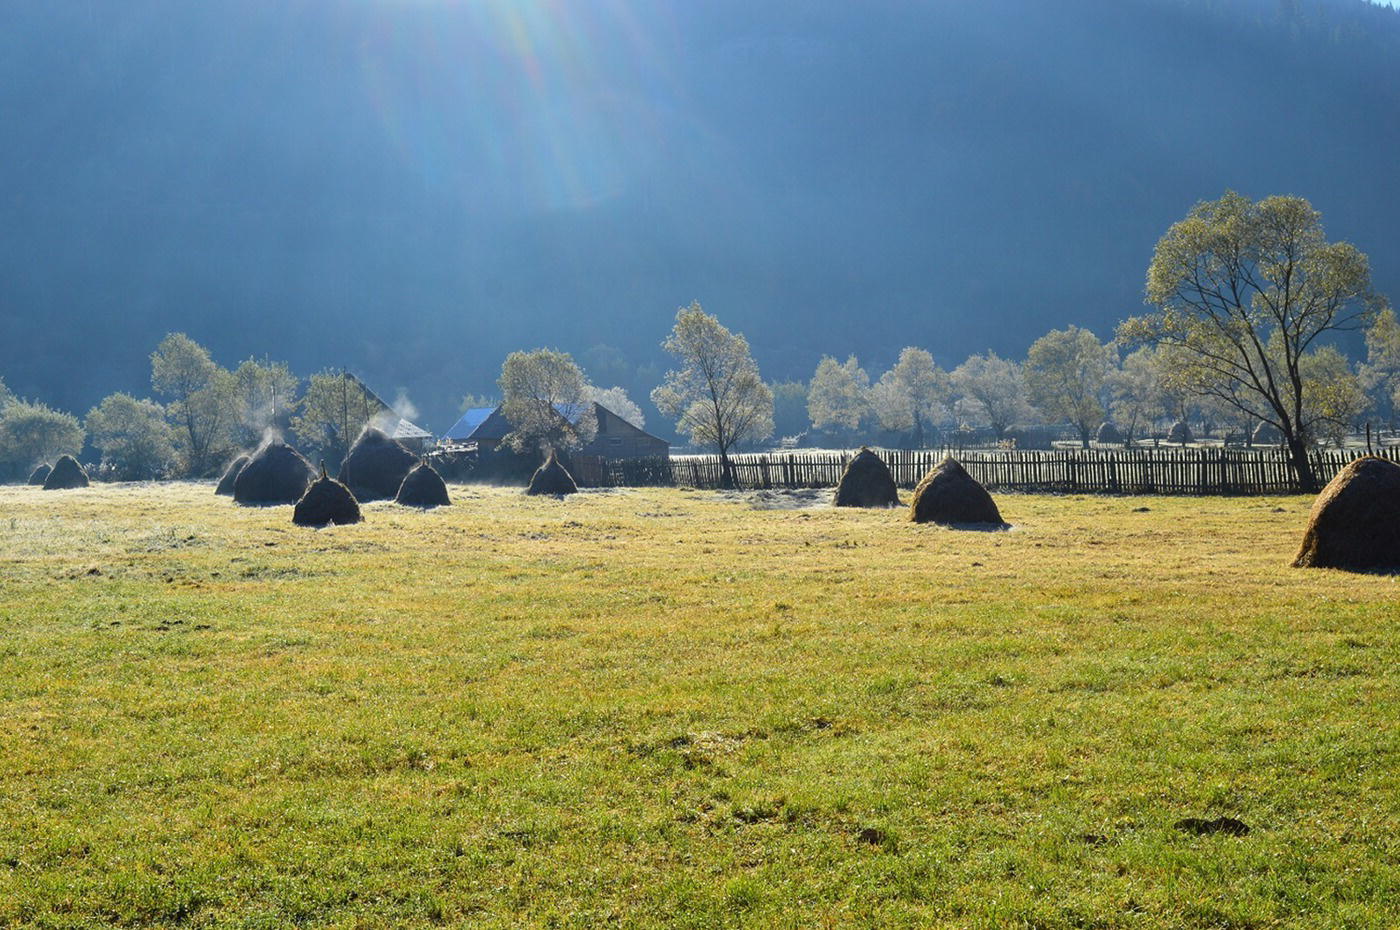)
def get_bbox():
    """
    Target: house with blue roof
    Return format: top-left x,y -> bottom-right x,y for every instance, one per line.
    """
443,402 -> 668,460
